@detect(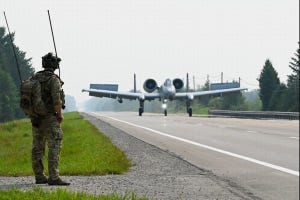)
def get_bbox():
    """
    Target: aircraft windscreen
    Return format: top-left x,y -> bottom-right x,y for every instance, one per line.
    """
164,79 -> 172,87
